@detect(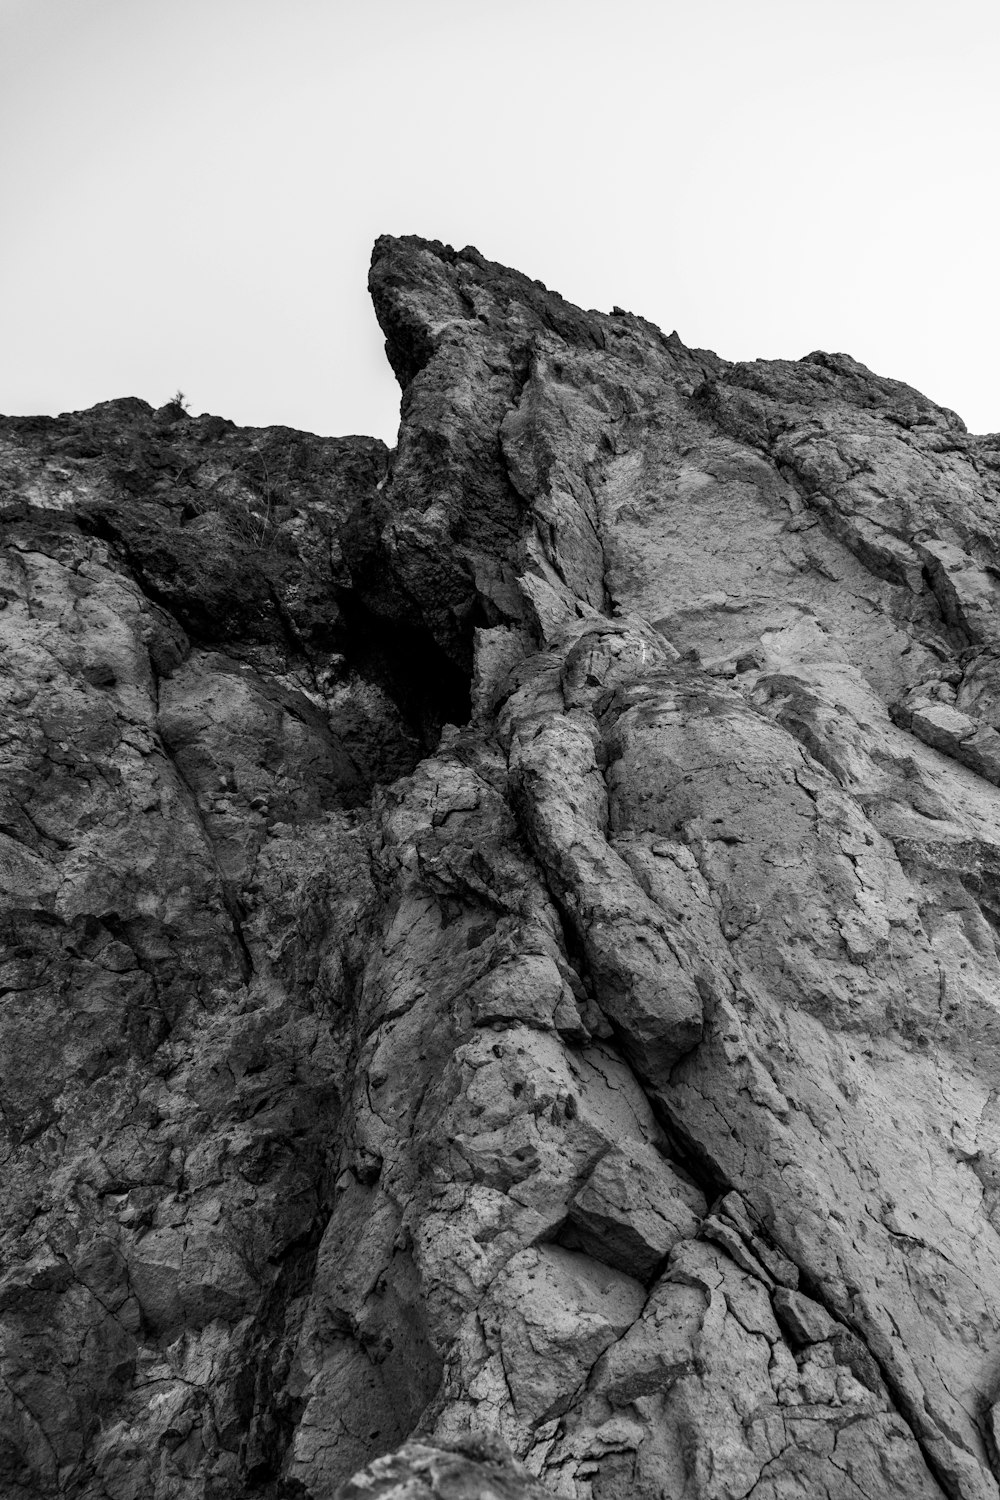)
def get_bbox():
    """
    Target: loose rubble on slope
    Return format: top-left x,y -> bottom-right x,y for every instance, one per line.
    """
3,236 -> 1000,1500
